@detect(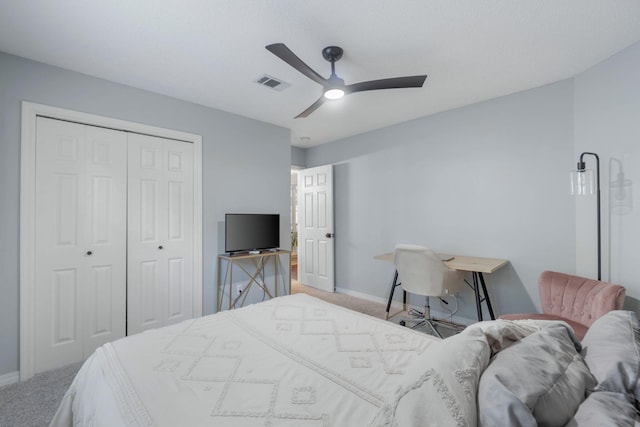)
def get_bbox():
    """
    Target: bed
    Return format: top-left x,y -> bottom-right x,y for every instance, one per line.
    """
50,293 -> 640,426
